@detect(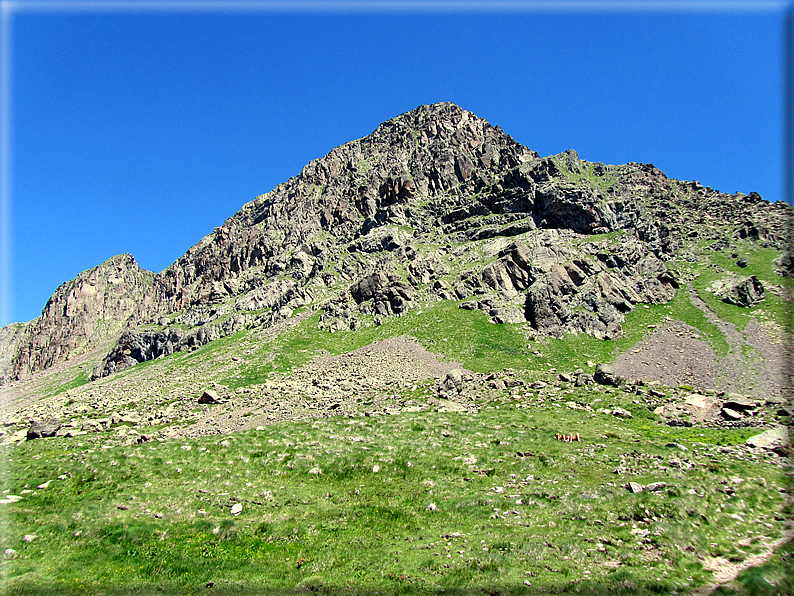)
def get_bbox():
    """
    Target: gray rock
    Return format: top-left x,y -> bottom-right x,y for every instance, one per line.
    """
489,307 -> 525,324
199,390 -> 221,404
745,426 -> 791,456
664,442 -> 688,451
644,482 -> 667,492
440,369 -> 464,395
612,407 -> 633,419
81,420 -> 105,433
723,394 -> 756,411
625,482 -> 644,493
26,418 -> 61,440
720,407 -> 743,420
594,363 -> 621,386
717,275 -> 765,307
